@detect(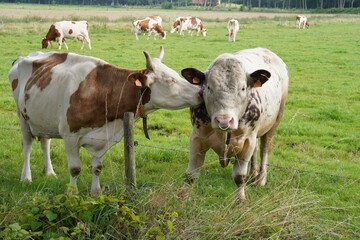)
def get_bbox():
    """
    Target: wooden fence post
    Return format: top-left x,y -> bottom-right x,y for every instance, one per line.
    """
123,112 -> 136,192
